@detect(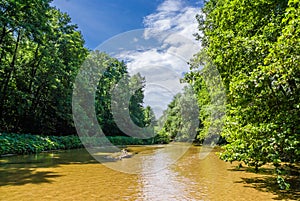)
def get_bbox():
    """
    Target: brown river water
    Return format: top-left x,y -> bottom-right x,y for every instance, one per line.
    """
0,144 -> 299,201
